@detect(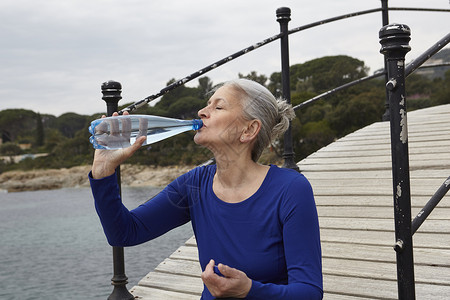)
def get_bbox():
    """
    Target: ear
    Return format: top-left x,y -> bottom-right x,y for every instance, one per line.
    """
240,119 -> 261,143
